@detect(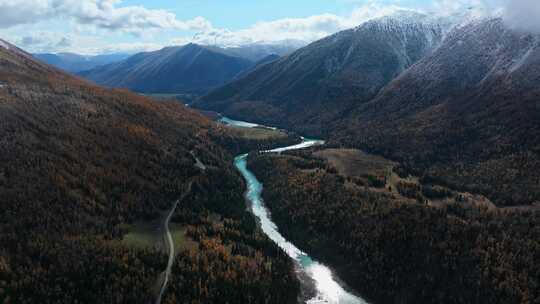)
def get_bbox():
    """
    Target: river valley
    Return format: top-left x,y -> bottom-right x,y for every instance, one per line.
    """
224,117 -> 367,304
